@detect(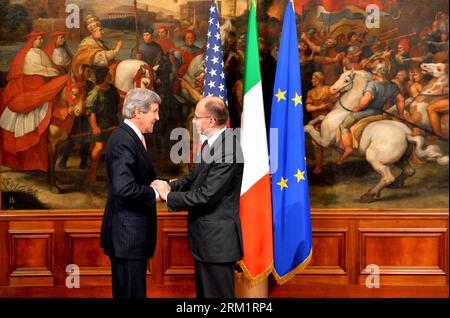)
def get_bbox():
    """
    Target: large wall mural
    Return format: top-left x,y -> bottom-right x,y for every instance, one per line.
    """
0,0 -> 448,210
